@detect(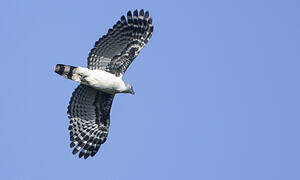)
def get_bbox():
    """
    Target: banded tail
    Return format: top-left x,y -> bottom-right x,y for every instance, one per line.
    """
54,64 -> 82,82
